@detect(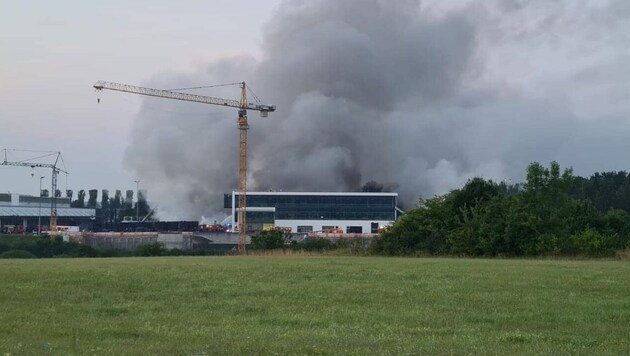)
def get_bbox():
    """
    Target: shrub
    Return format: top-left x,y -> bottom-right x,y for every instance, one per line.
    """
135,242 -> 167,256
371,205 -> 449,255
250,230 -> 291,250
570,229 -> 617,256
0,249 -> 37,259
296,238 -> 333,251
75,245 -> 99,257
333,238 -> 370,255
97,248 -> 132,258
